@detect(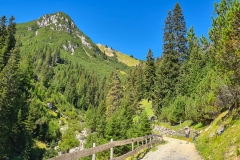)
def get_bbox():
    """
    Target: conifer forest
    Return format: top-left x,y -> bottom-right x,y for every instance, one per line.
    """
0,0 -> 240,159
